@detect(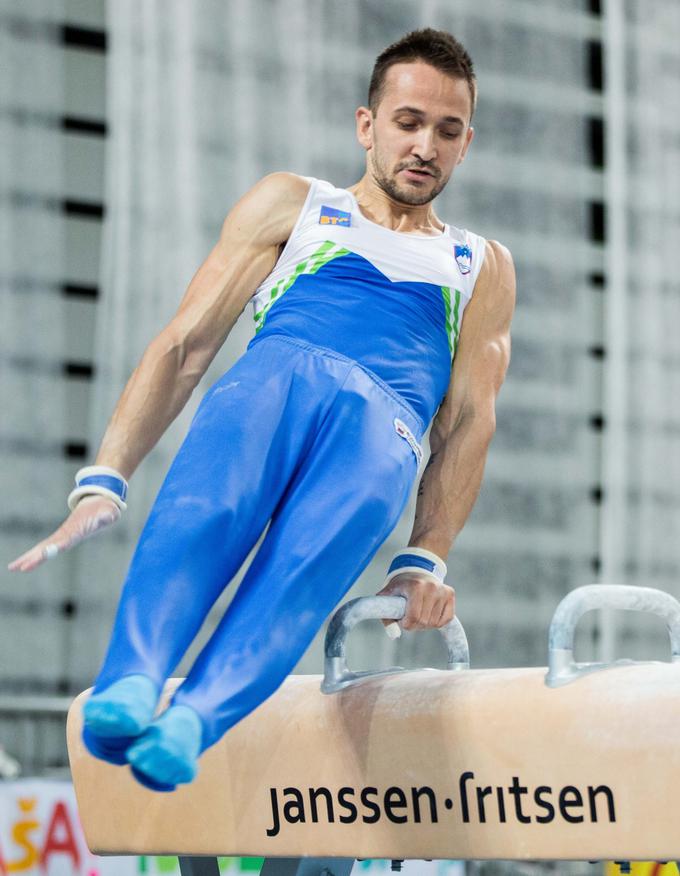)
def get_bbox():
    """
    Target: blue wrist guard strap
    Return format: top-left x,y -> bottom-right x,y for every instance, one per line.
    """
68,465 -> 128,512
385,547 -> 447,584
